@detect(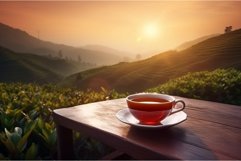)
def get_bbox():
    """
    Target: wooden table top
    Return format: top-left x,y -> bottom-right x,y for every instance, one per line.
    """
53,97 -> 241,160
